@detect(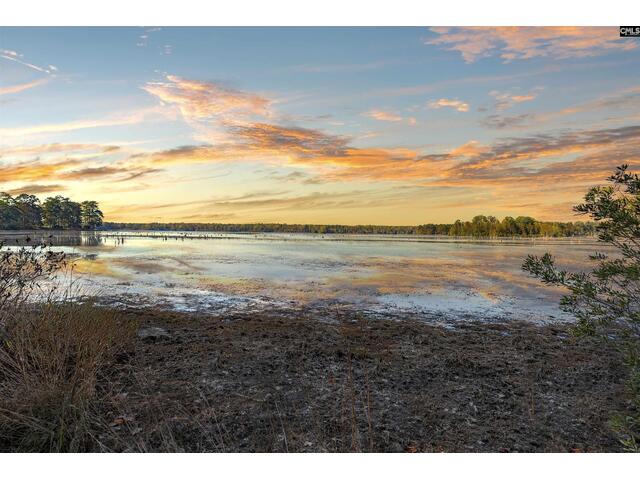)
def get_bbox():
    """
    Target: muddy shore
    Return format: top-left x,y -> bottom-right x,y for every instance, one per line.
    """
97,306 -> 629,452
